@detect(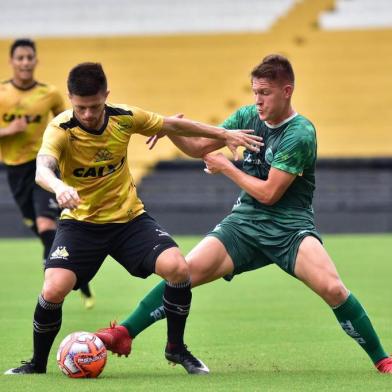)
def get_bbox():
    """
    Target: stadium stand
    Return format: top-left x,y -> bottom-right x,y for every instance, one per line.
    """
1,0 -> 391,164
319,0 -> 392,30
1,0 -> 392,235
0,0 -> 296,37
